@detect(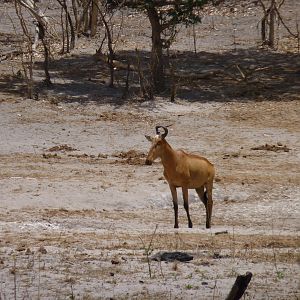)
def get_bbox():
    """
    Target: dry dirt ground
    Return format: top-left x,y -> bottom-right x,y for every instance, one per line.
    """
0,1 -> 300,299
